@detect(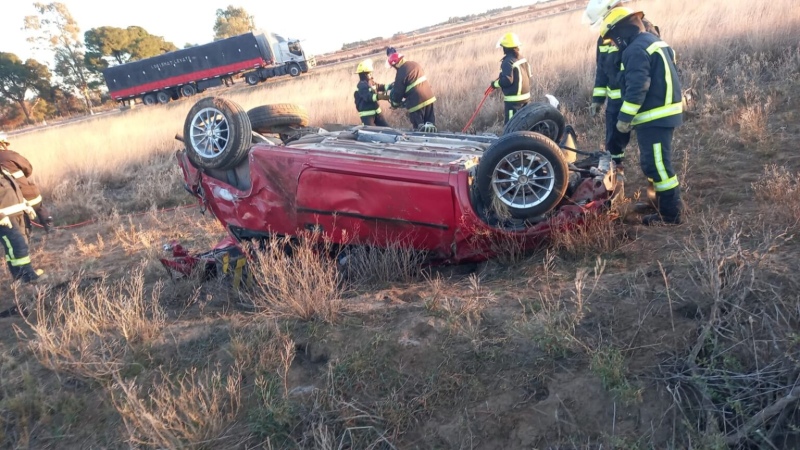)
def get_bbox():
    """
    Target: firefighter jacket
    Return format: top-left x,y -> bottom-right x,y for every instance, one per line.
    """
0,150 -> 42,207
389,60 -> 436,113
354,79 -> 385,117
618,31 -> 683,128
593,19 -> 660,105
0,168 -> 27,222
492,51 -> 532,103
